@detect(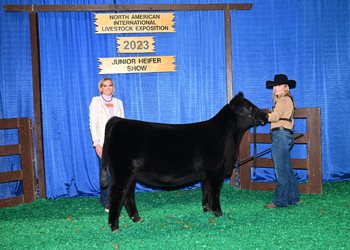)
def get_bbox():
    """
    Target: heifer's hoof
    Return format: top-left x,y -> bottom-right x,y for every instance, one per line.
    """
131,216 -> 142,223
213,210 -> 222,217
203,205 -> 212,212
110,223 -> 120,233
